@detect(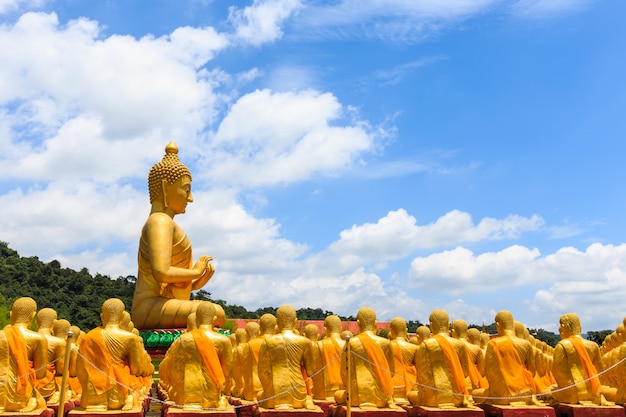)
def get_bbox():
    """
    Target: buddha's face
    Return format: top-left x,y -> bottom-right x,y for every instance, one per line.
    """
164,175 -> 193,214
